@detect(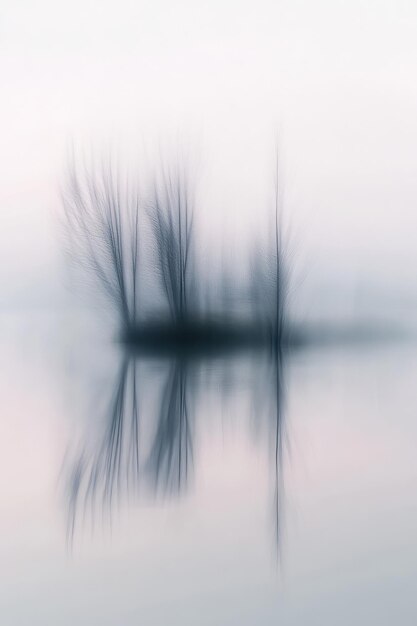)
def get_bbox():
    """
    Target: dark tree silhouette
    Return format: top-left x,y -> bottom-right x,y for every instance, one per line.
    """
62,155 -> 142,331
147,161 -> 195,324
